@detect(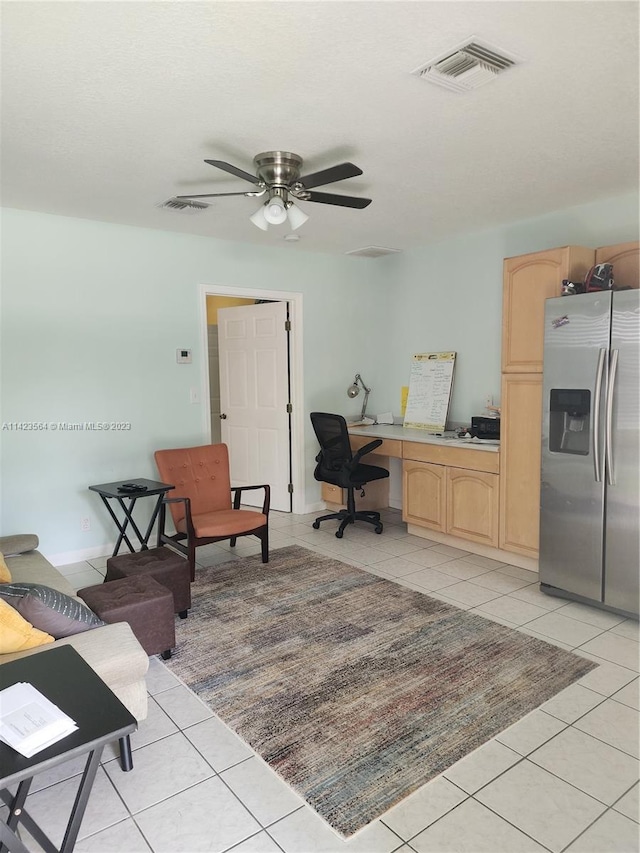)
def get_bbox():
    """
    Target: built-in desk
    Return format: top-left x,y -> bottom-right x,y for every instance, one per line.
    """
347,424 -> 499,457
339,425 -> 526,568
